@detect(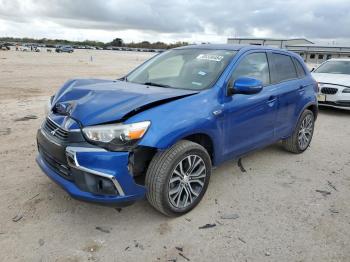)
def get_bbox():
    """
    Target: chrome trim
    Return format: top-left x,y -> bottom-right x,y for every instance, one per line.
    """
66,146 -> 107,153
212,109 -> 222,116
65,146 -> 125,196
47,115 -> 81,132
40,128 -> 62,147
